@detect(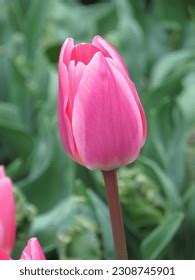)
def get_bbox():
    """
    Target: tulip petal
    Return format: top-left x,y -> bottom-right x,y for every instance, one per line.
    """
72,52 -> 143,170
0,247 -> 11,260
106,57 -> 147,144
92,35 -> 128,75
93,37 -> 147,143
126,80 -> 147,144
59,38 -> 74,66
0,177 -> 16,254
71,43 -> 104,65
66,61 -> 85,119
20,238 -> 46,260
0,166 -> 5,178
58,40 -> 85,161
58,62 -> 75,156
